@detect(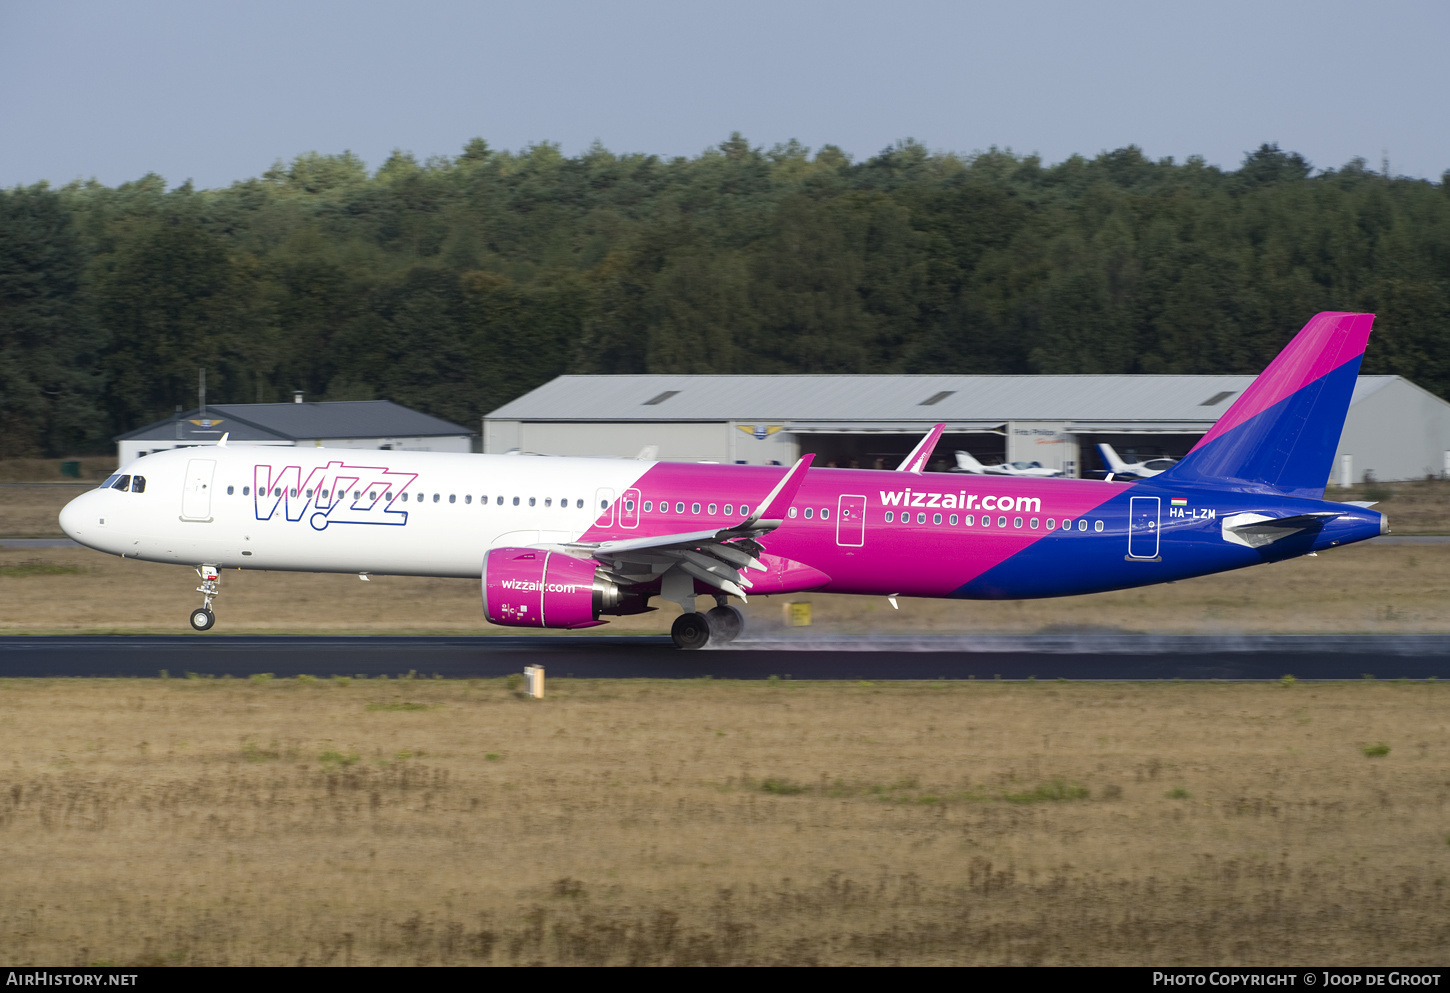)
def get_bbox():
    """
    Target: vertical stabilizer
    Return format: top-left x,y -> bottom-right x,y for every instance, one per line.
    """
1159,312 -> 1374,498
